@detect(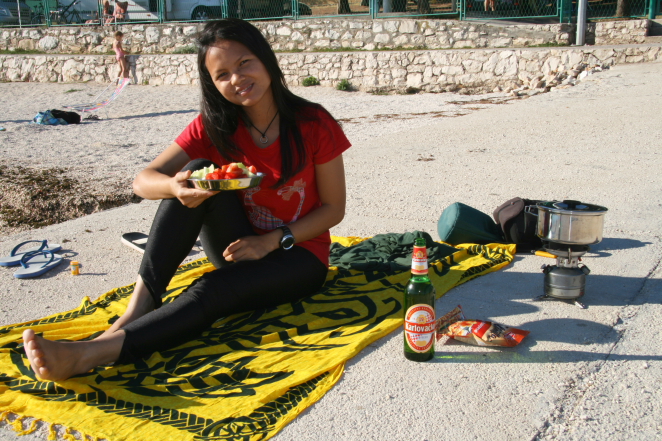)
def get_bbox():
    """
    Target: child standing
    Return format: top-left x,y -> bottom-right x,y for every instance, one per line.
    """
113,31 -> 129,79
